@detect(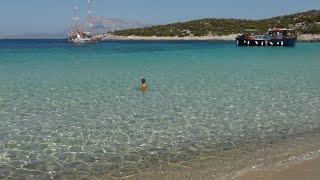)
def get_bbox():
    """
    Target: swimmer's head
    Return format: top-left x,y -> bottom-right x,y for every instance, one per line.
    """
141,79 -> 146,83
